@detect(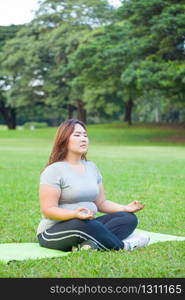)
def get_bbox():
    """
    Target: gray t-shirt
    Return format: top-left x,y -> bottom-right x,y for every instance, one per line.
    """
37,160 -> 102,235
